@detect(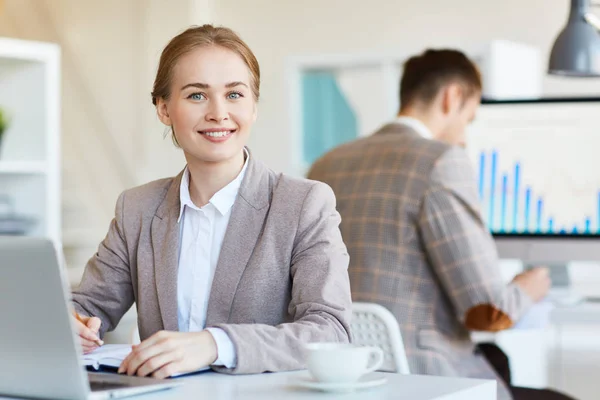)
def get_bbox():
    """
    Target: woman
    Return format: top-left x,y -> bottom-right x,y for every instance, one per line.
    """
71,24 -> 352,378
